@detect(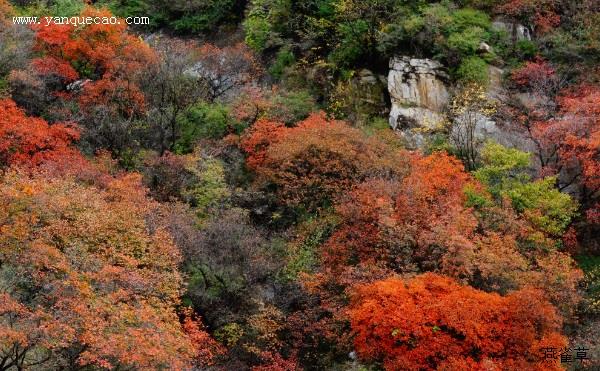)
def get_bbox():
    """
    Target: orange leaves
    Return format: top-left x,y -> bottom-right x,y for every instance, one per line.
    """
30,7 -> 156,118
241,112 -> 408,210
0,0 -> 12,18
31,56 -> 79,82
182,307 -> 225,367
240,118 -> 287,170
0,98 -> 84,170
348,274 -> 566,371
0,172 -> 218,369
322,152 -> 477,275
397,151 -> 472,220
